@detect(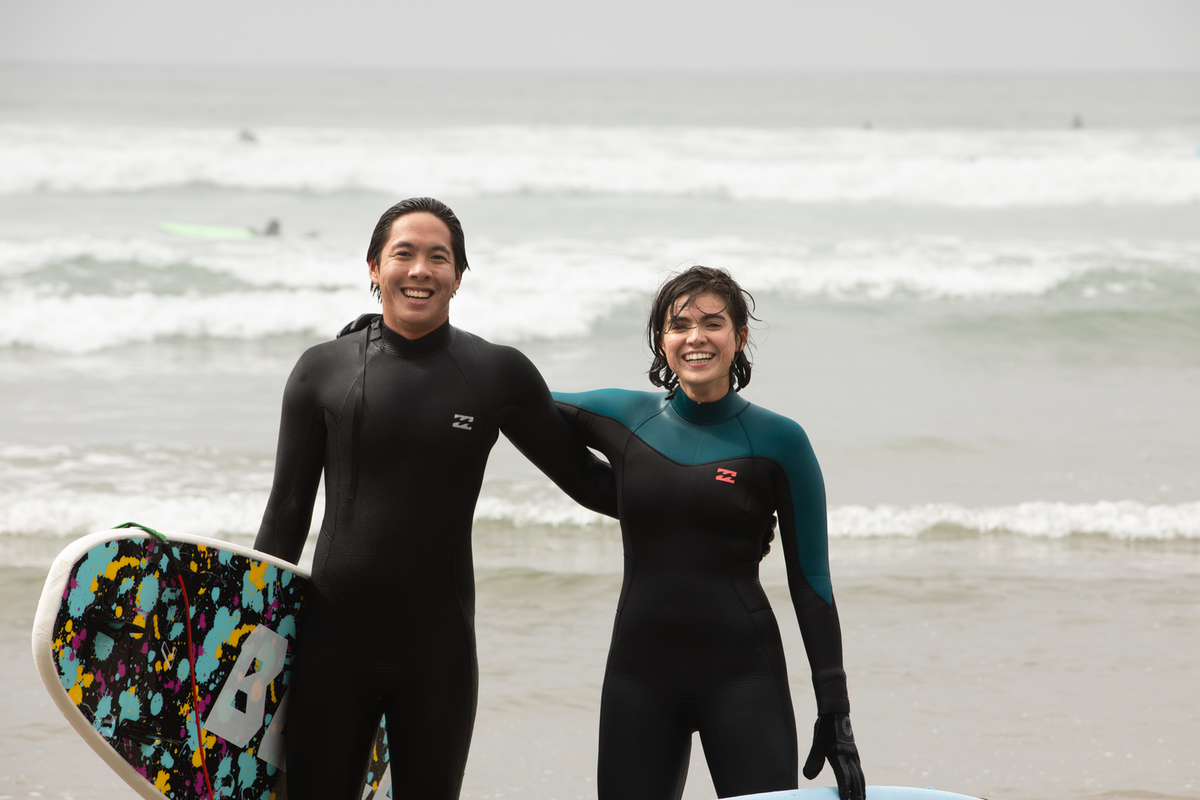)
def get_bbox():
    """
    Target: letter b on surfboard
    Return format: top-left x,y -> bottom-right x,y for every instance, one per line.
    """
204,624 -> 289,749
